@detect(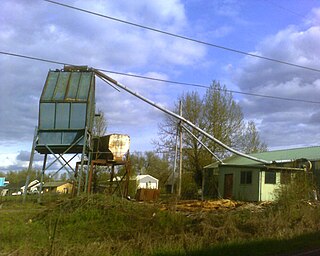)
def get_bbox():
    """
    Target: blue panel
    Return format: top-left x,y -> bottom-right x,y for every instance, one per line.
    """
54,72 -> 70,100
39,103 -> 55,129
37,70 -> 95,154
70,103 -> 86,128
55,103 -> 70,129
77,73 -> 91,100
38,132 -> 62,145
62,131 -> 84,145
42,72 -> 59,100
66,73 -> 81,100
0,177 -> 5,186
